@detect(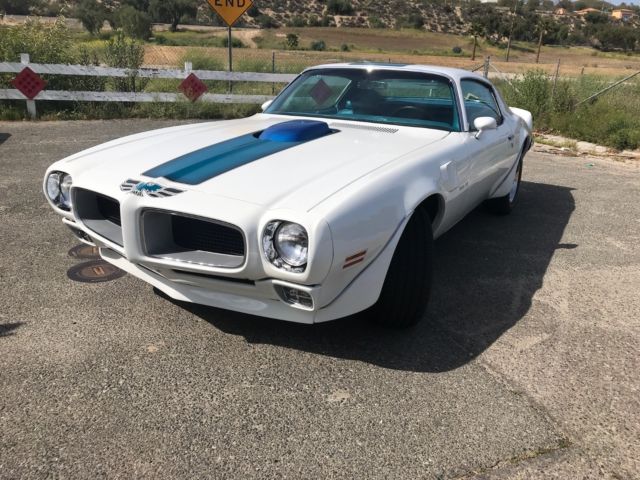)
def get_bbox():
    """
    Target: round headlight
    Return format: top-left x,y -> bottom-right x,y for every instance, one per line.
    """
275,222 -> 308,267
59,174 -> 73,209
46,172 -> 61,202
45,171 -> 72,210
